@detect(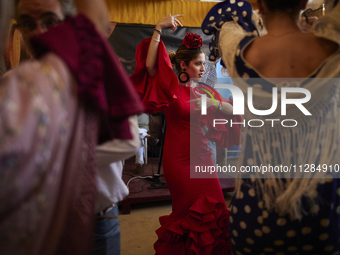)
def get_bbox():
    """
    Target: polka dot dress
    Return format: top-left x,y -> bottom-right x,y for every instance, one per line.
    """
202,0 -> 340,255
202,0 -> 340,253
229,179 -> 340,254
